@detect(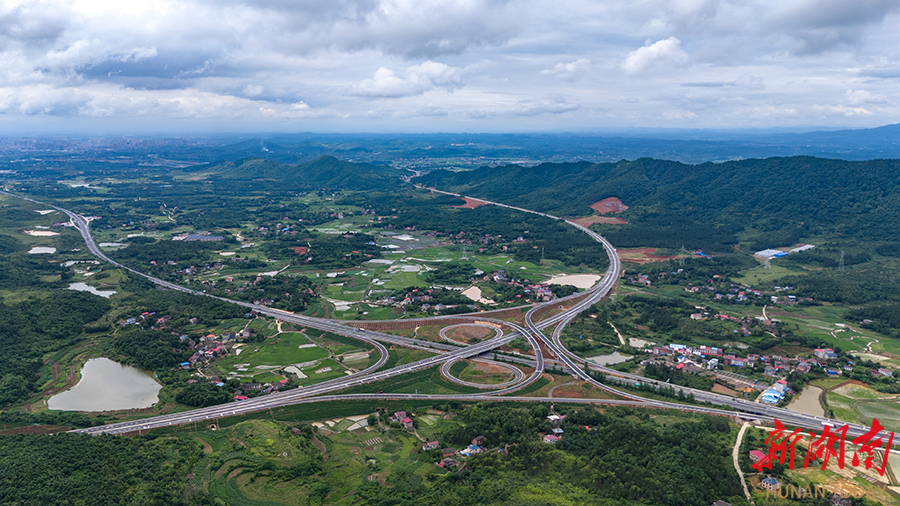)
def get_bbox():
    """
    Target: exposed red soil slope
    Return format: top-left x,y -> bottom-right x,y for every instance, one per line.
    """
590,197 -> 628,214
453,197 -> 489,209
